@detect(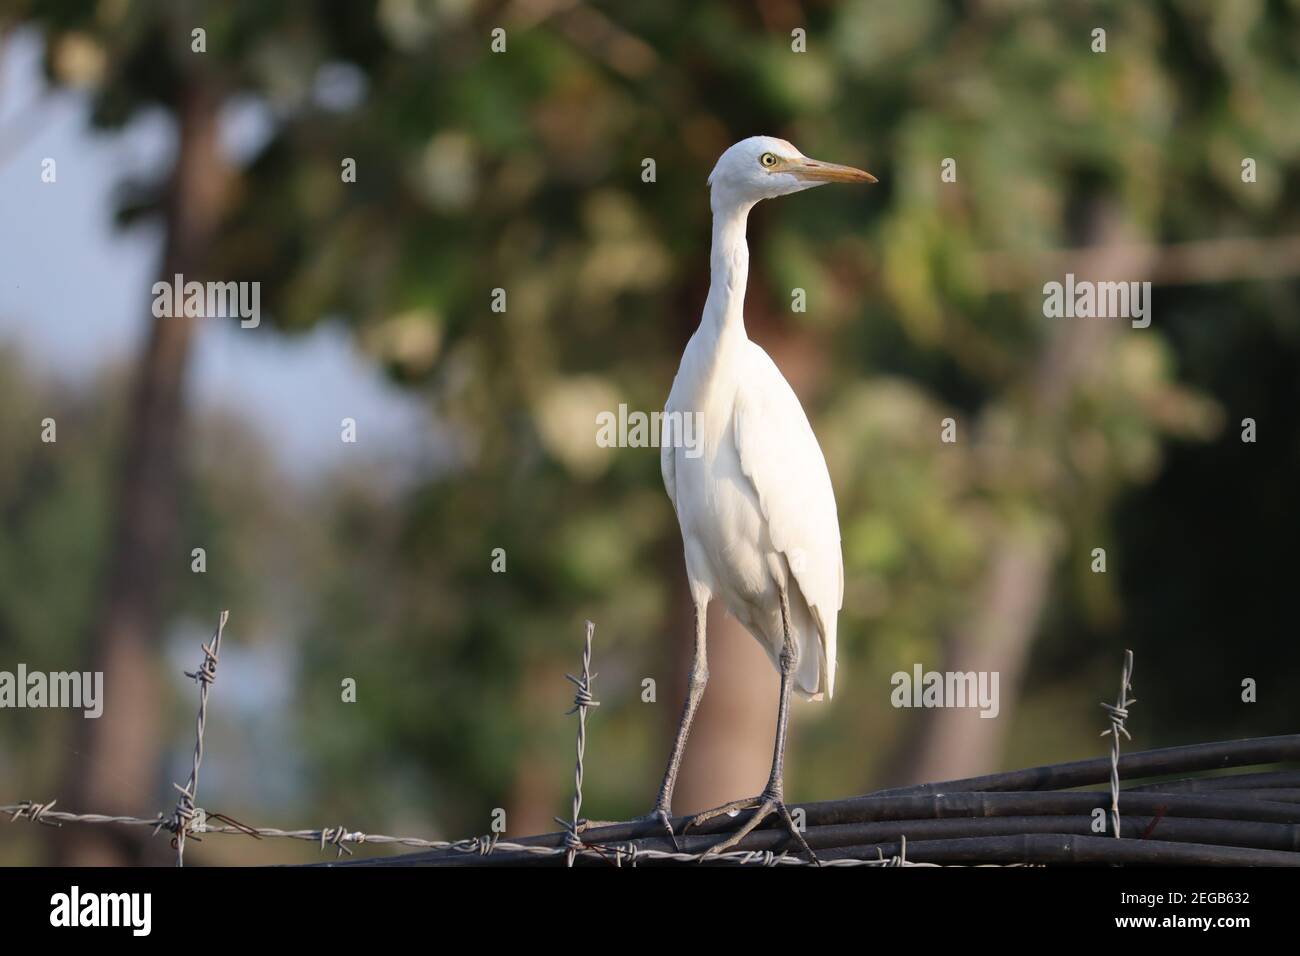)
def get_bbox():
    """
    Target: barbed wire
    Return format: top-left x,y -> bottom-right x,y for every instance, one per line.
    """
1100,649 -> 1136,839
559,621 -> 599,867
541,620 -> 918,866
168,609 -> 227,866
9,620 -> 1284,867
2,611 -> 915,867
2,796 -> 928,866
